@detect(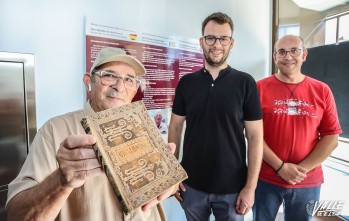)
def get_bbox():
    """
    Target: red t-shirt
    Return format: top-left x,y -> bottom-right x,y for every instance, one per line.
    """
257,75 -> 342,188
